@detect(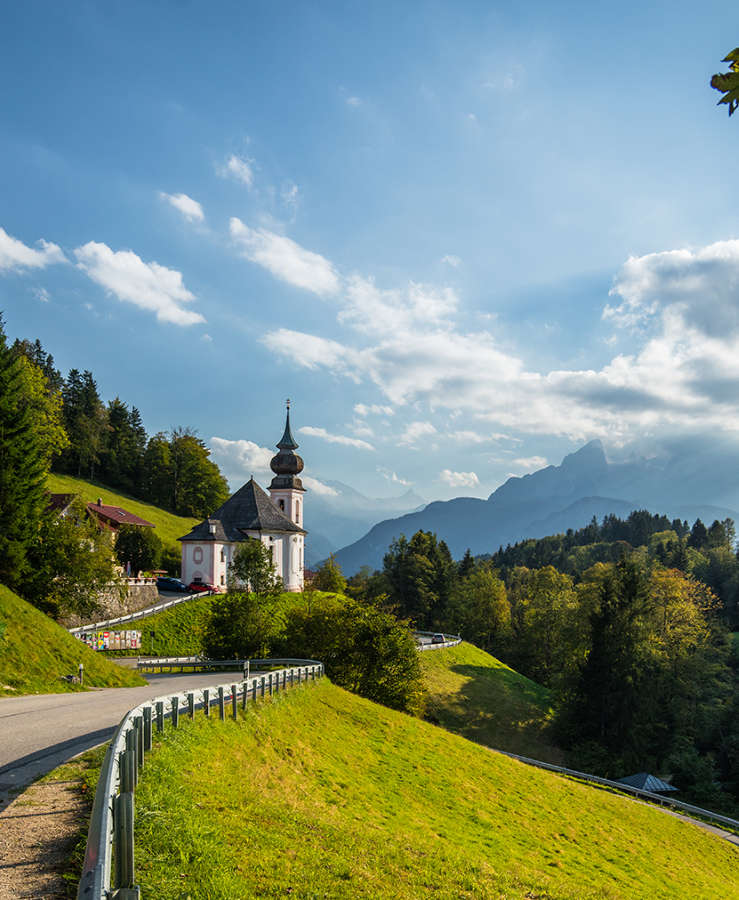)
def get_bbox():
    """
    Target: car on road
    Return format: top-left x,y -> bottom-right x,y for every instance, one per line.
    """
187,581 -> 217,593
431,633 -> 446,644
157,576 -> 190,593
